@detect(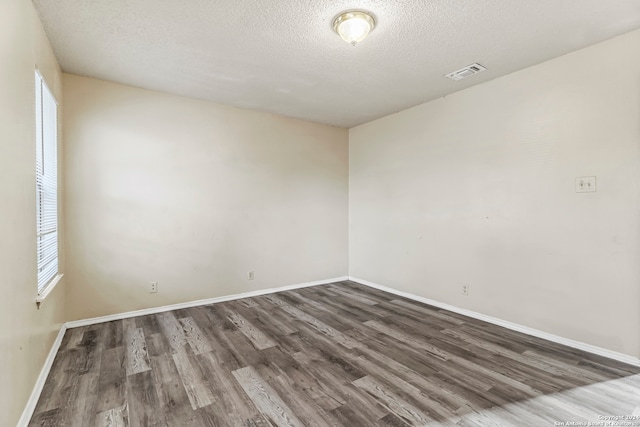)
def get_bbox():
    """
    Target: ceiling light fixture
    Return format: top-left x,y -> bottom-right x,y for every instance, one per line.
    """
332,11 -> 375,46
